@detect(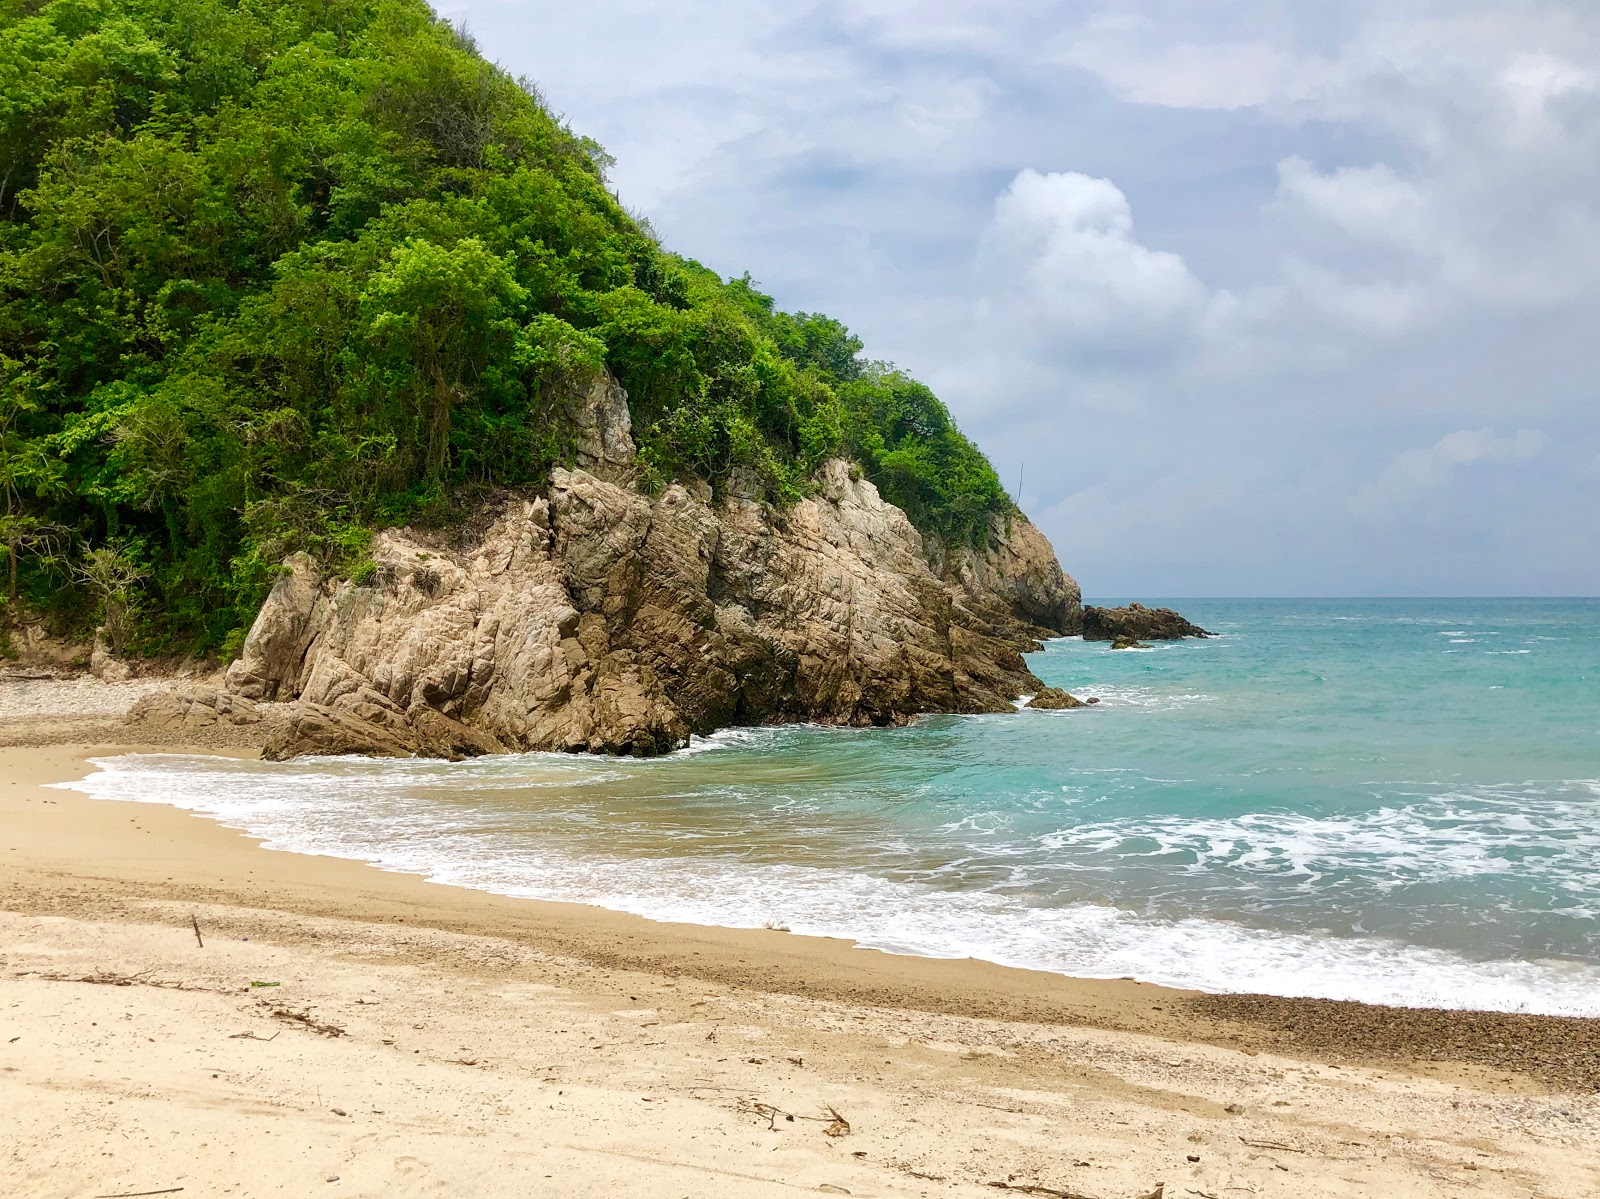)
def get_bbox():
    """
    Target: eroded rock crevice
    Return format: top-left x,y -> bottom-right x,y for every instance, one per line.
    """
199,375 -> 1082,760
